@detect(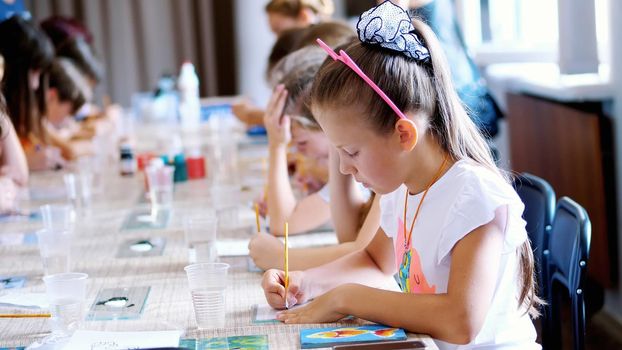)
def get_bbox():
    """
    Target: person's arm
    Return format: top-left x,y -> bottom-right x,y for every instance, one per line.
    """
328,146 -> 367,243
25,144 -> 67,171
0,176 -> 18,213
278,206 -> 508,345
264,86 -> 297,234
249,195 -> 381,270
264,86 -> 330,235
44,122 -> 93,160
262,225 -> 397,308
232,99 -> 265,126
0,120 -> 28,186
276,193 -> 331,235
